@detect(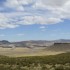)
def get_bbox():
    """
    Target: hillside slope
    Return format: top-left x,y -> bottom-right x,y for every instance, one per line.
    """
47,43 -> 70,52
